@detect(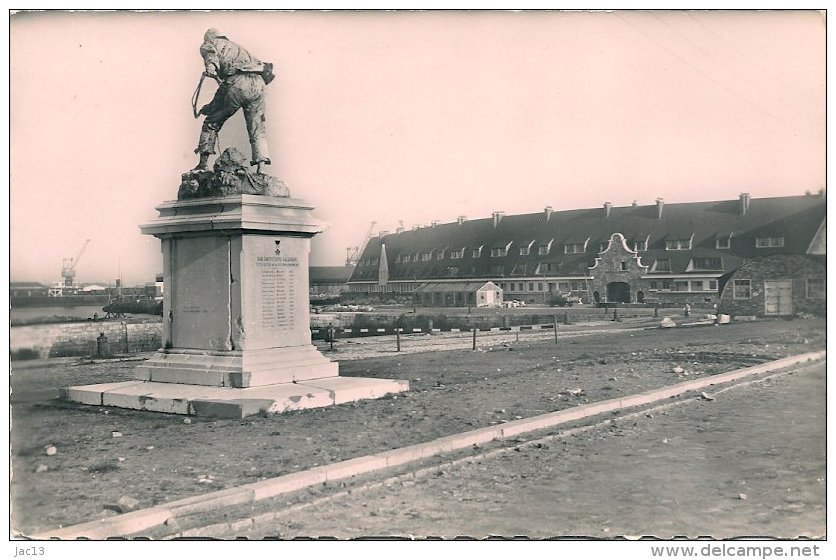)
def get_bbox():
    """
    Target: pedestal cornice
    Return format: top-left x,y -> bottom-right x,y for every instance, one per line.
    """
140,195 -> 328,238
